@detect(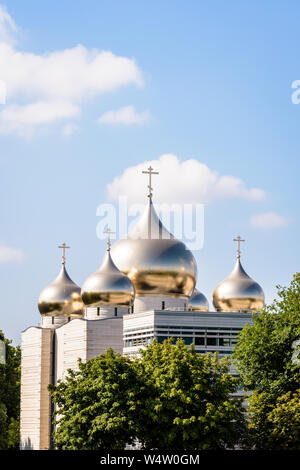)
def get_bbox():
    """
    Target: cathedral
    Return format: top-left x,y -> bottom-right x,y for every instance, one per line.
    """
20,167 -> 265,450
